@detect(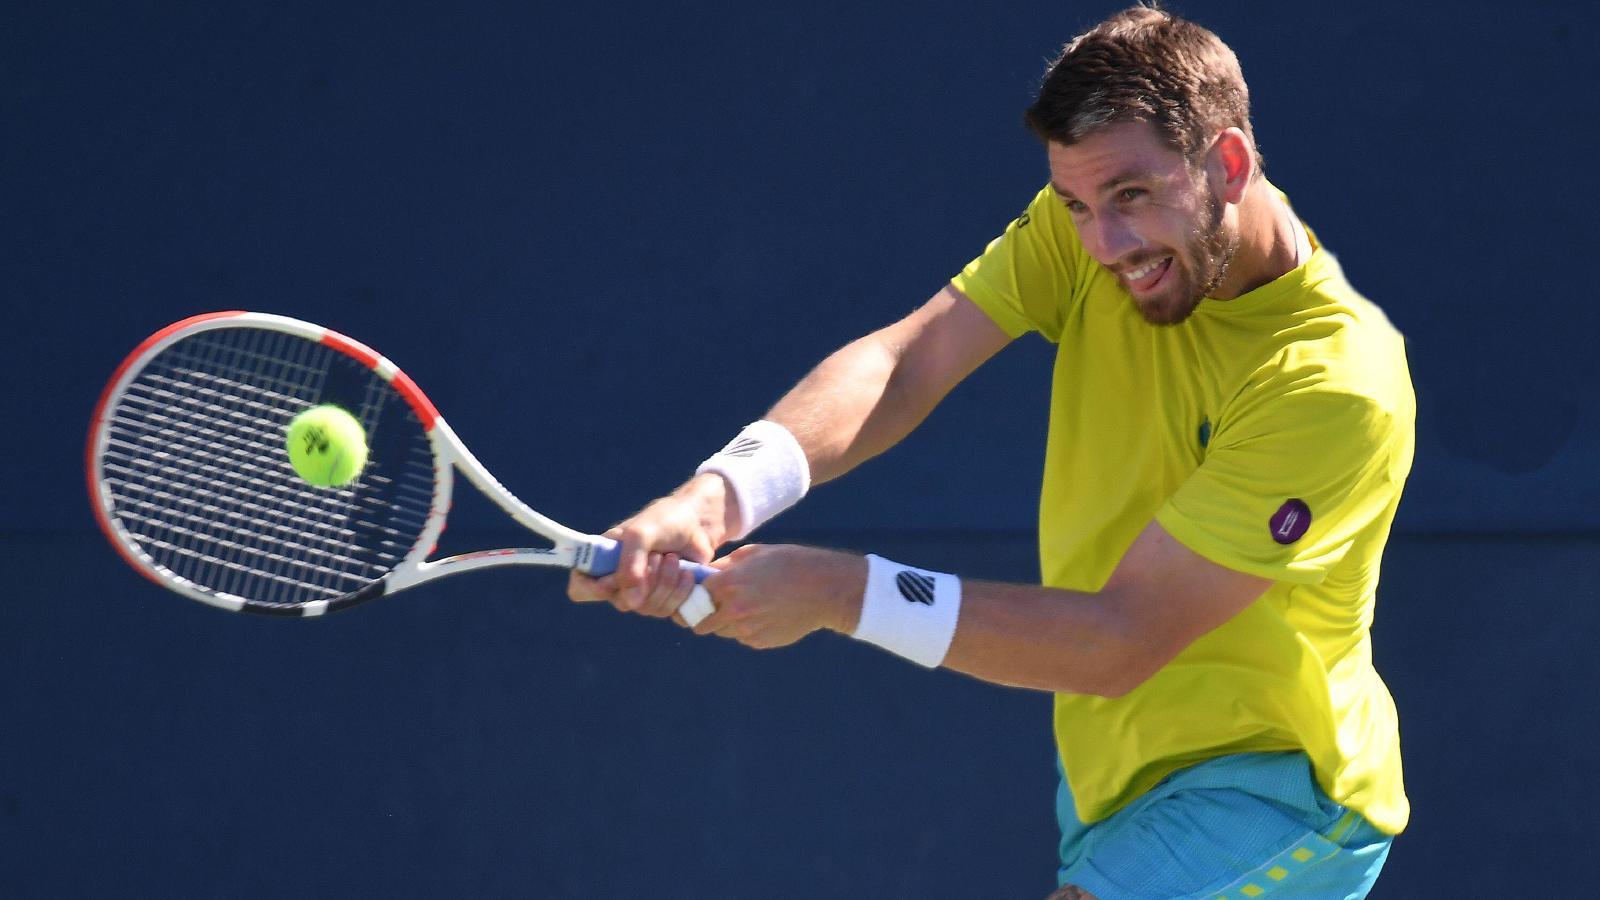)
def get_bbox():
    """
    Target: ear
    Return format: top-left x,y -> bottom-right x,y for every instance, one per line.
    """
1206,127 -> 1254,205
